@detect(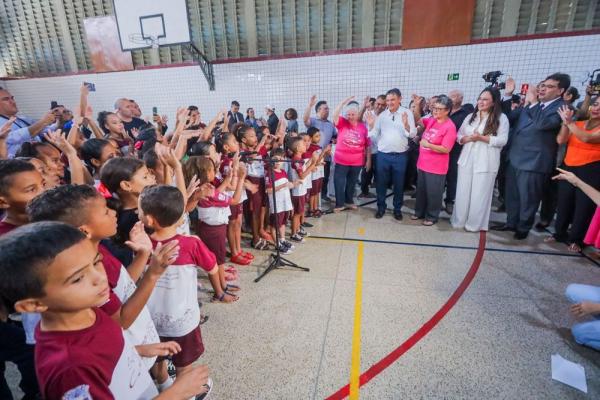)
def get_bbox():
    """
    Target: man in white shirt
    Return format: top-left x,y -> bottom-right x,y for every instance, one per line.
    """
367,88 -> 417,220
0,87 -> 56,158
